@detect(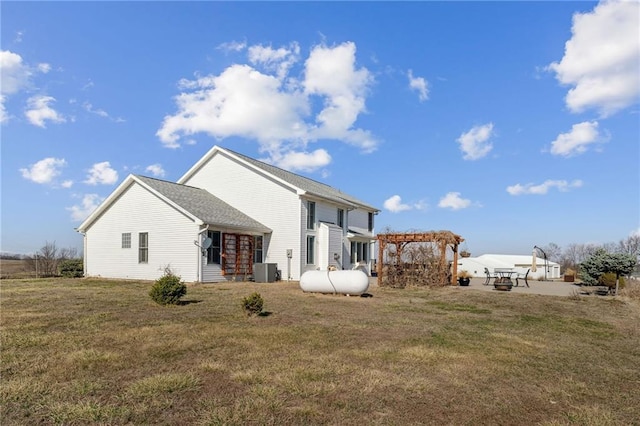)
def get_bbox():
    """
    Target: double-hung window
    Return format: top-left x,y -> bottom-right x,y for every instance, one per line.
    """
138,232 -> 148,263
253,236 -> 263,263
306,201 -> 316,230
368,212 -> 374,232
207,231 -> 221,264
337,208 -> 344,229
306,236 -> 315,265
